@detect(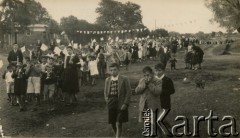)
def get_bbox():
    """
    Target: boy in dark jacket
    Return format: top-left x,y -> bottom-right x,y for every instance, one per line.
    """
41,65 -> 57,111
